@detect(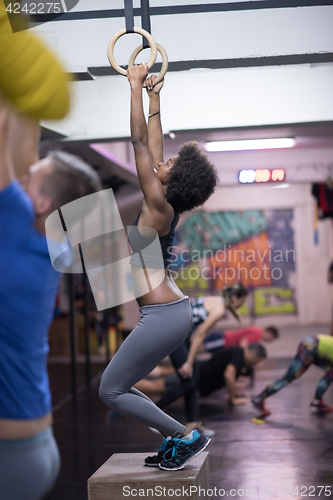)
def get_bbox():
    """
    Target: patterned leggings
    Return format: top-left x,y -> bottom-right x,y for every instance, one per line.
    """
258,336 -> 333,402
